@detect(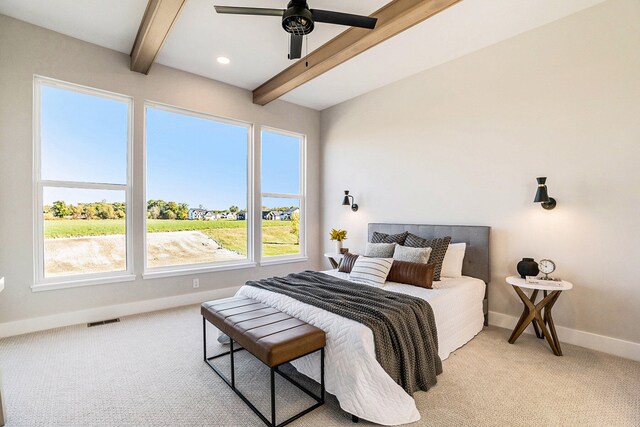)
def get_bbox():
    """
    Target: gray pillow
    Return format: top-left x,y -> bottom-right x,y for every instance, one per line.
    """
371,231 -> 408,245
393,245 -> 432,264
365,242 -> 396,258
